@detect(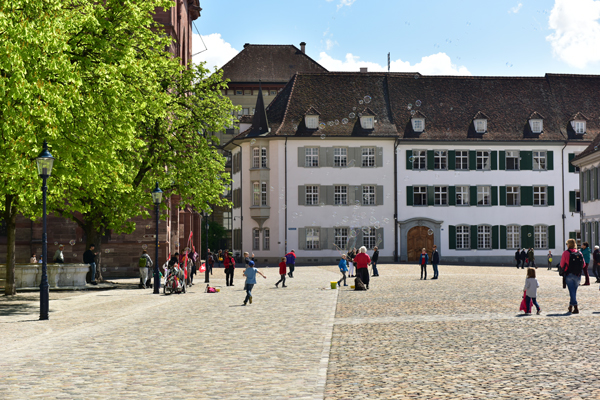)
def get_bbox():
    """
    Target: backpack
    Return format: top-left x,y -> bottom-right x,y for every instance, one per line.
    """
139,256 -> 148,268
354,277 -> 367,291
567,251 -> 584,276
